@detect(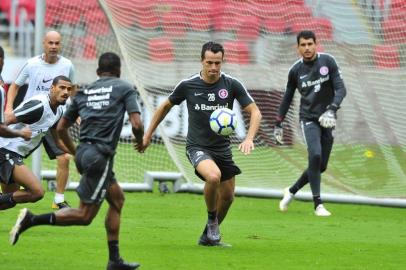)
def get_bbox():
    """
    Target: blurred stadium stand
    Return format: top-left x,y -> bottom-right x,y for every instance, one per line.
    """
1,0 -> 406,79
